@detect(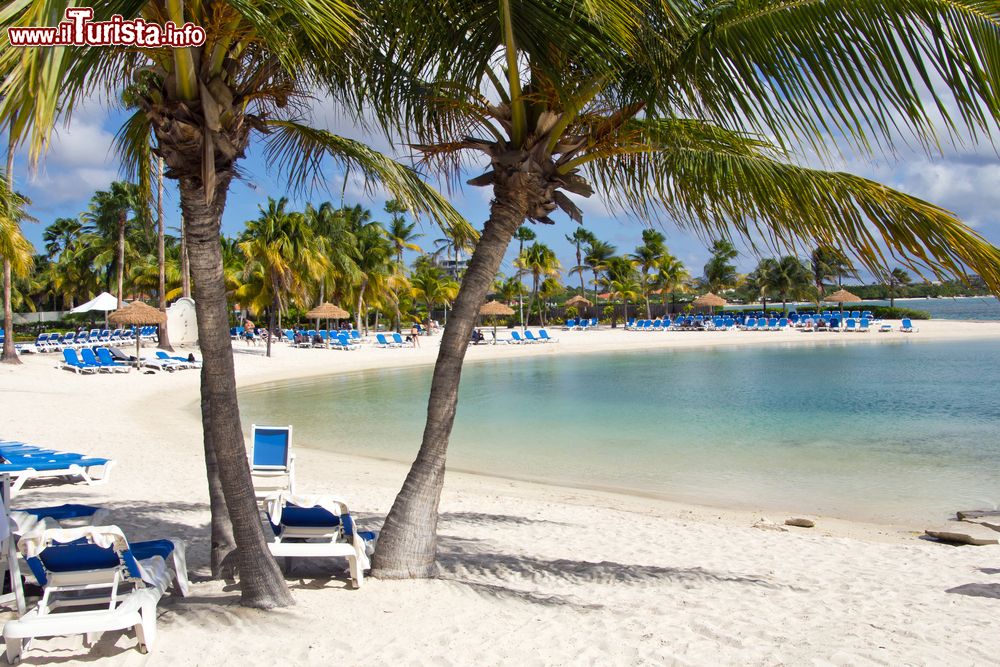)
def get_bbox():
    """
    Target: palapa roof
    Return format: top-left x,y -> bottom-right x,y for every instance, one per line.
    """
479,300 -> 515,316
564,295 -> 593,307
108,300 -> 166,325
306,302 -> 350,319
692,292 -> 727,307
824,288 -> 862,303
